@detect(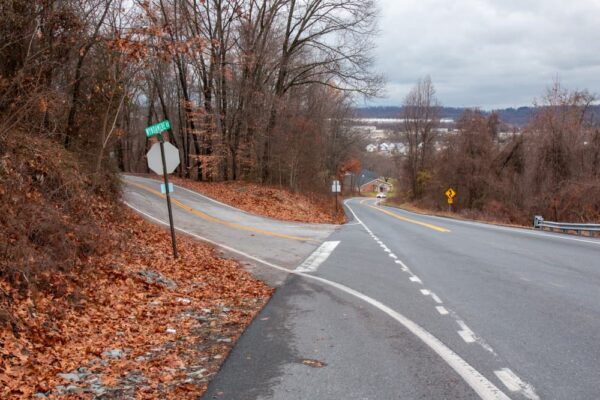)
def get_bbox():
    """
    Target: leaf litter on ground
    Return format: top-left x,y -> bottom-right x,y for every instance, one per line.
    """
146,175 -> 347,225
1,198 -> 272,399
